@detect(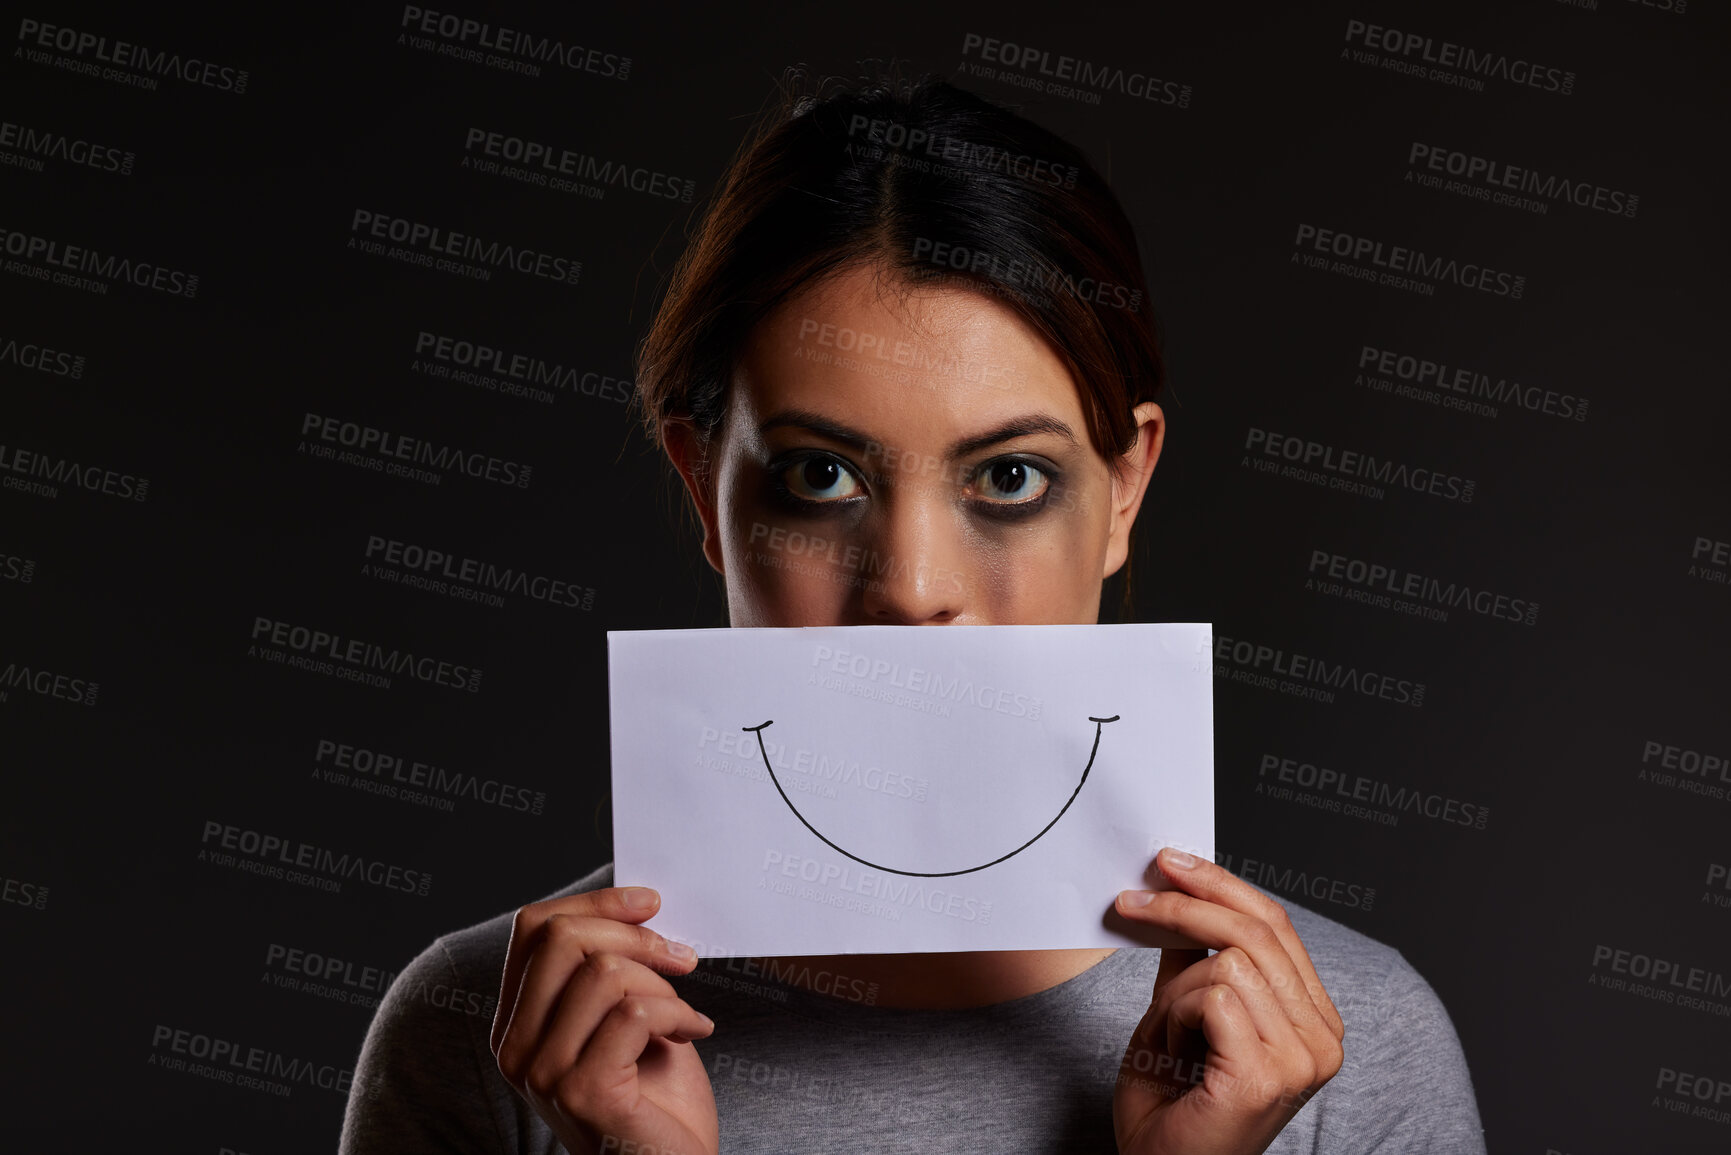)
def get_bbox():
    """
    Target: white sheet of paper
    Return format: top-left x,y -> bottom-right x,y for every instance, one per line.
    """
608,623 -> 1214,957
